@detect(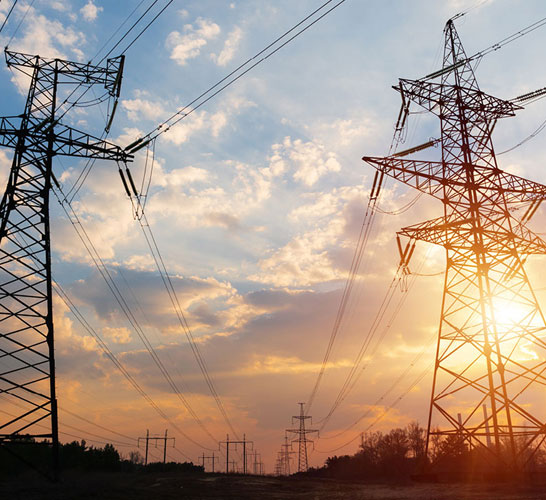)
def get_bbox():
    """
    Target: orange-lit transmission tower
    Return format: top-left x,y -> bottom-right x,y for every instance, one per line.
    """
363,20 -> 546,471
